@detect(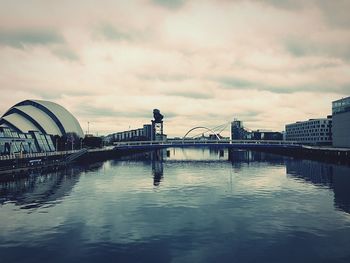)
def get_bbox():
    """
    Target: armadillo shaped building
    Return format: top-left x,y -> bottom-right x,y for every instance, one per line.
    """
0,100 -> 84,154
0,99 -> 84,138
